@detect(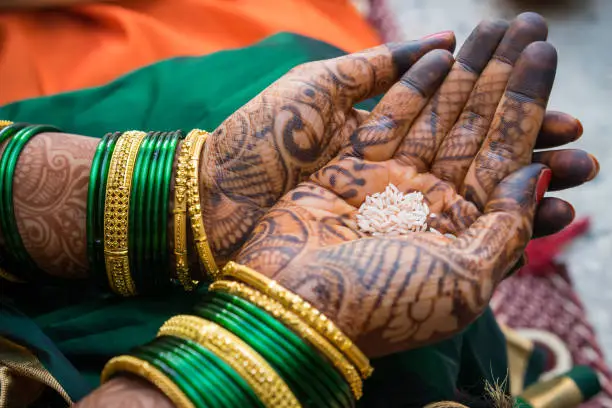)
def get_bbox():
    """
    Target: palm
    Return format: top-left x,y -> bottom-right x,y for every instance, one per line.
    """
233,15 -> 596,357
